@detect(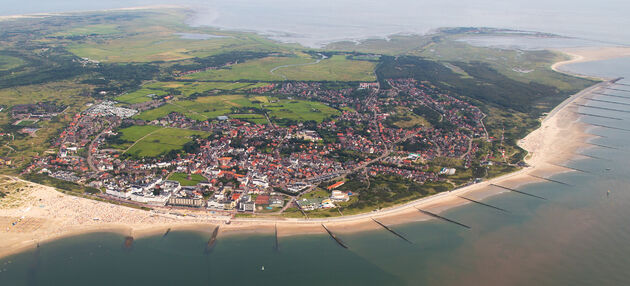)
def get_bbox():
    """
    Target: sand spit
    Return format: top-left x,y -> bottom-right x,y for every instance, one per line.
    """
551,46 -> 630,79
